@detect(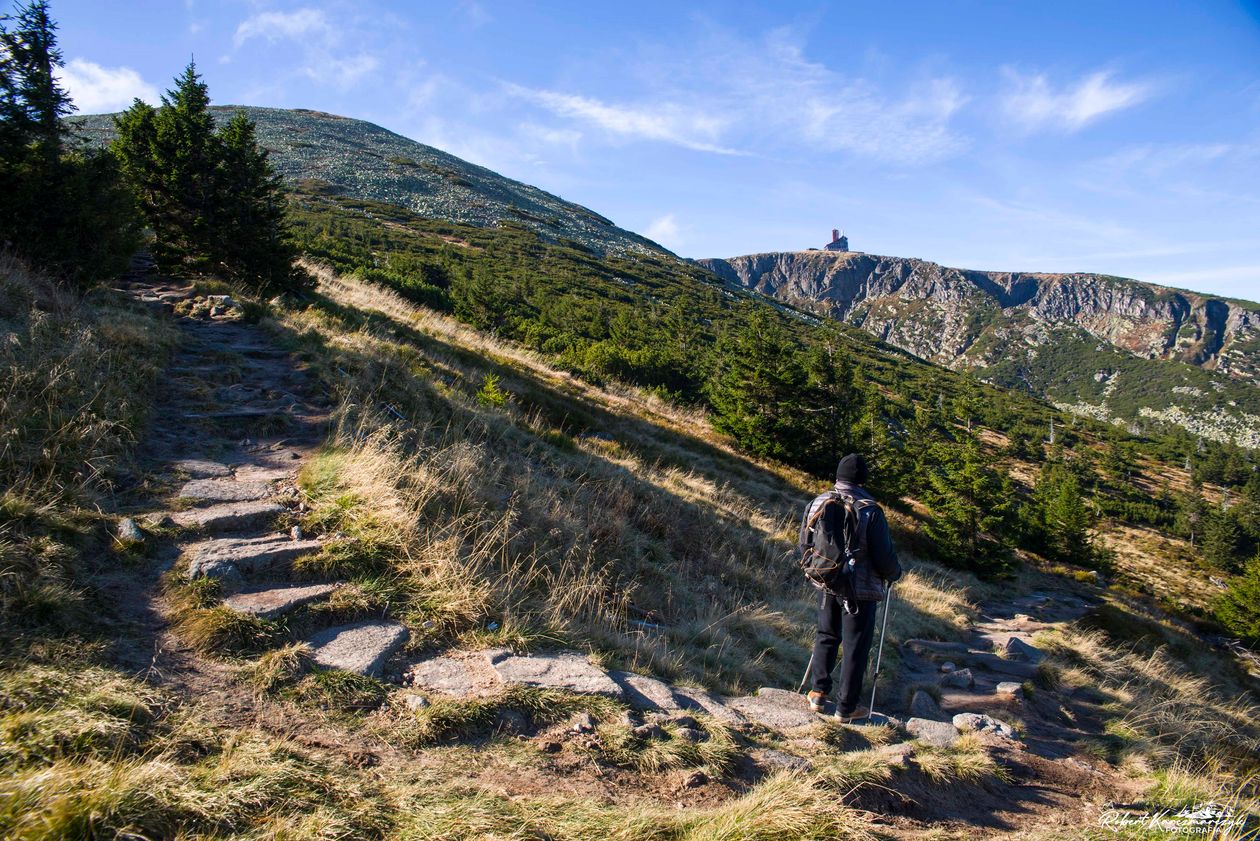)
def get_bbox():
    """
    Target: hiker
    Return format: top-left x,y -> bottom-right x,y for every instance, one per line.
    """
799,453 -> 902,721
